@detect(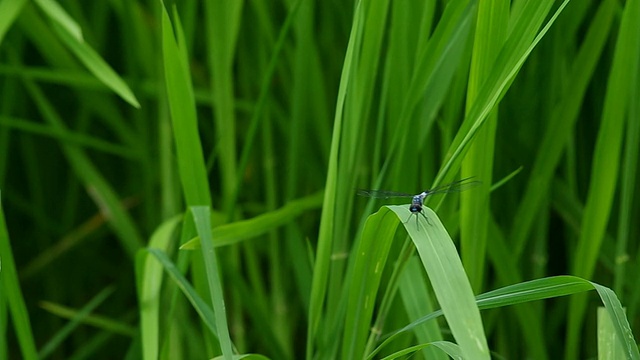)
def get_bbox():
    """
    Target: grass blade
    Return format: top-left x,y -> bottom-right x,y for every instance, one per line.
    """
191,206 -> 234,359
389,205 -> 490,360
0,191 -> 38,359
